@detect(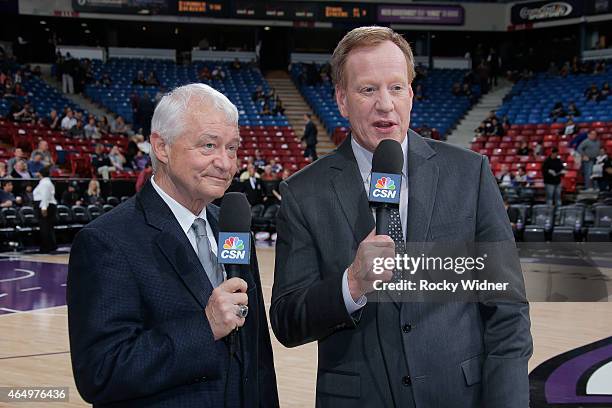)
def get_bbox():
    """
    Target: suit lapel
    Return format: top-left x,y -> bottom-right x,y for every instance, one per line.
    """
330,137 -> 375,244
406,130 -> 438,243
138,181 -> 213,309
